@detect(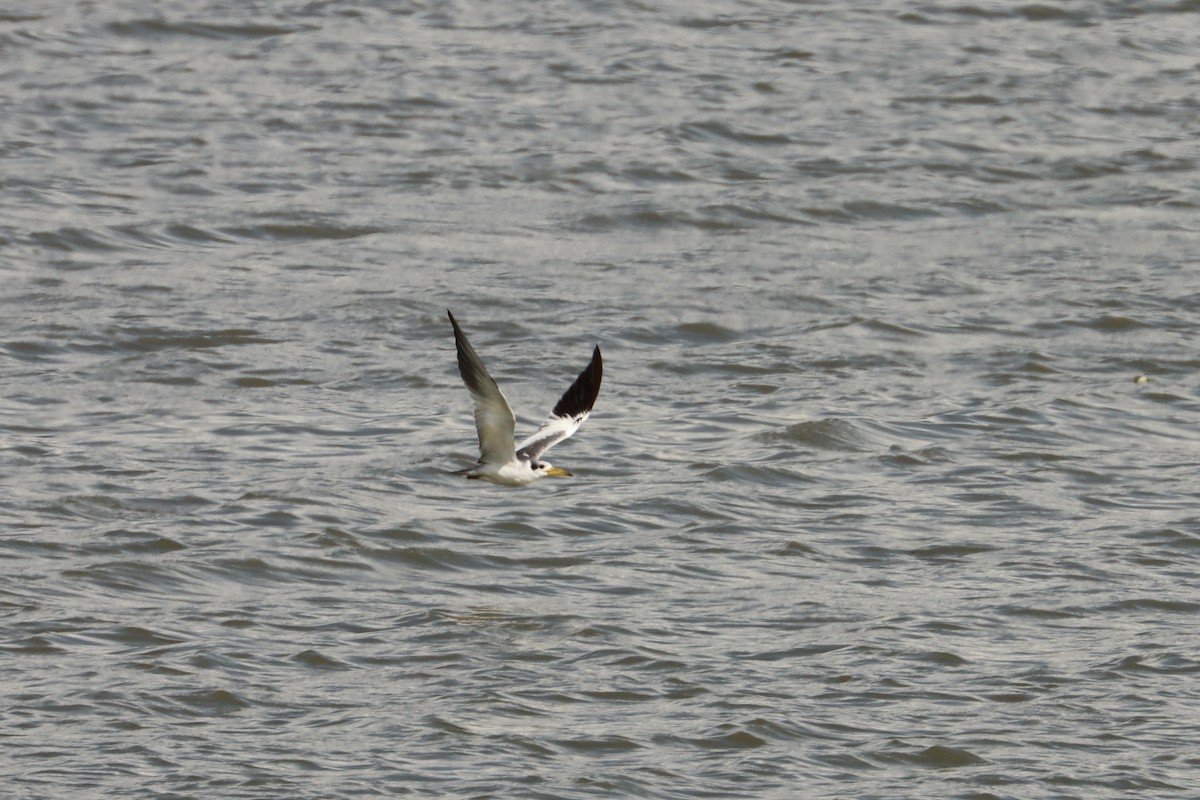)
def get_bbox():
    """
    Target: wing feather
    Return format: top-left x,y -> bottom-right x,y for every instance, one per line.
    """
448,311 -> 517,465
516,345 -> 602,461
